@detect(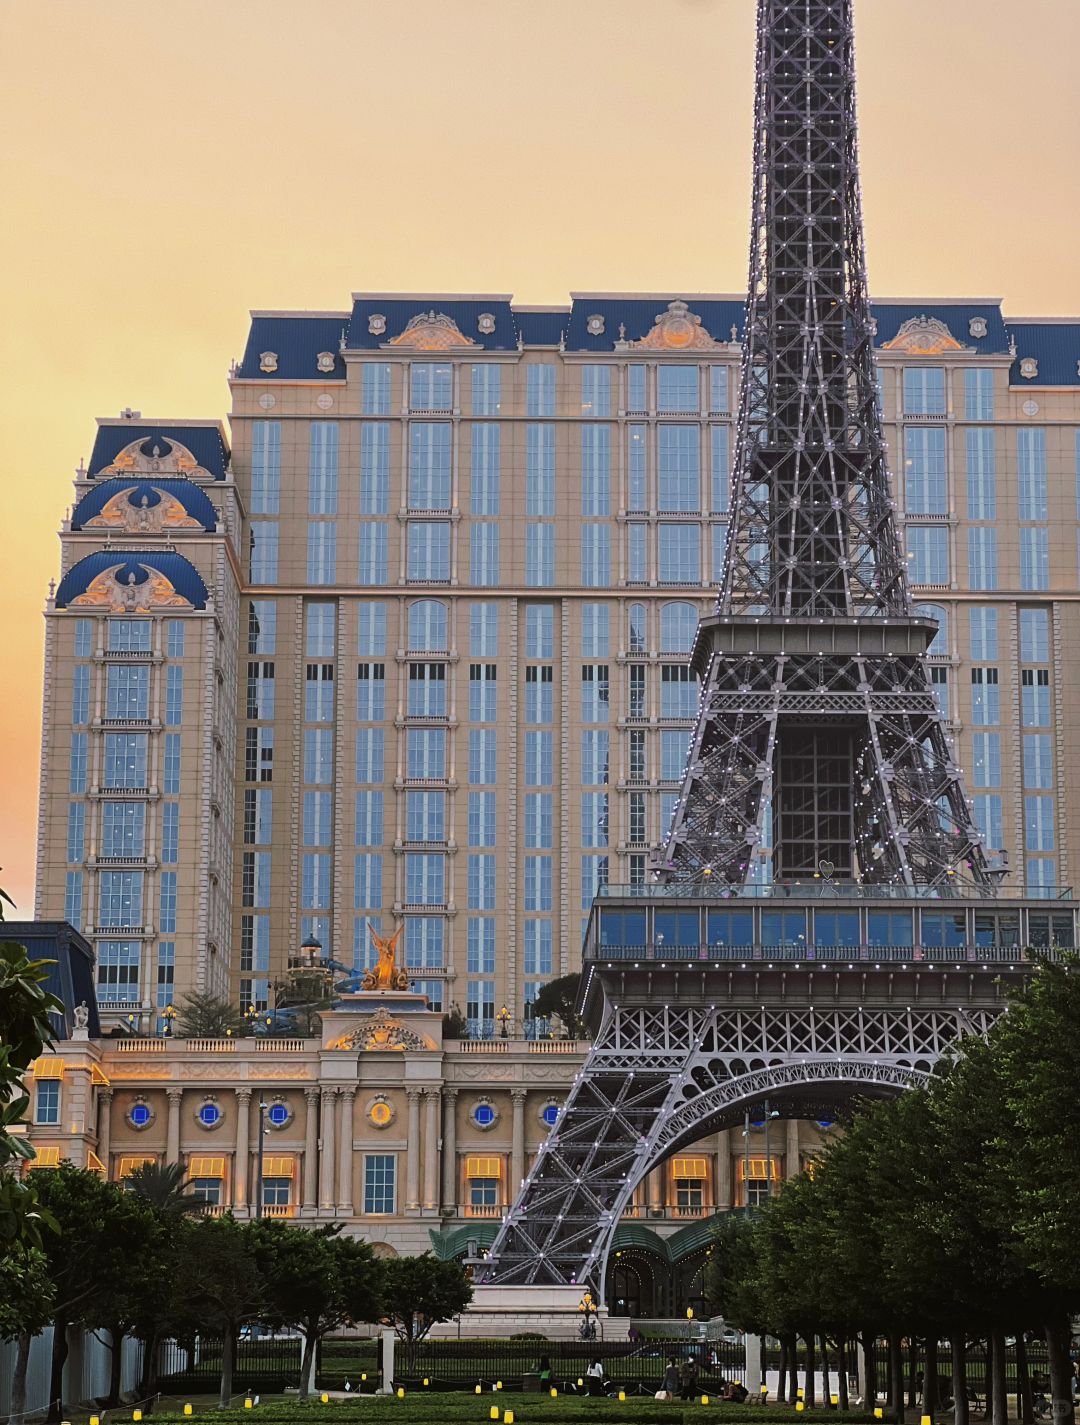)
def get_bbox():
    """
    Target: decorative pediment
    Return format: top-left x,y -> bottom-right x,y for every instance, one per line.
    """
618,300 -> 726,353
102,437 -> 213,481
327,1006 -> 434,1053
85,485 -> 203,534
385,311 -> 479,351
881,315 -> 971,355
70,563 -> 193,613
